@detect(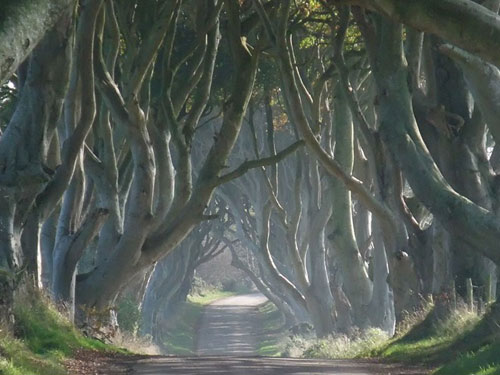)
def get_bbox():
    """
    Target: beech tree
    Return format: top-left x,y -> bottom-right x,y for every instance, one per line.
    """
1,0 -> 500,335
